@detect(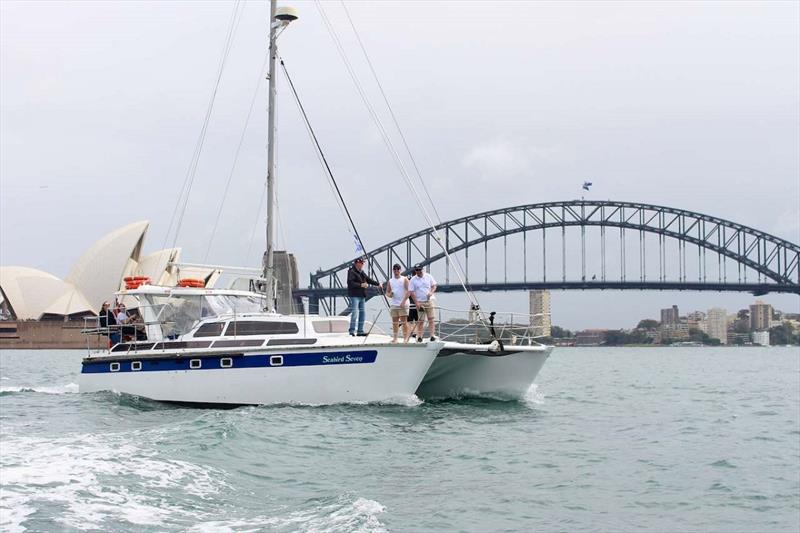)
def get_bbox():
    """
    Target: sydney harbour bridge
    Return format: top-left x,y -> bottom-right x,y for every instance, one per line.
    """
294,200 -> 800,315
